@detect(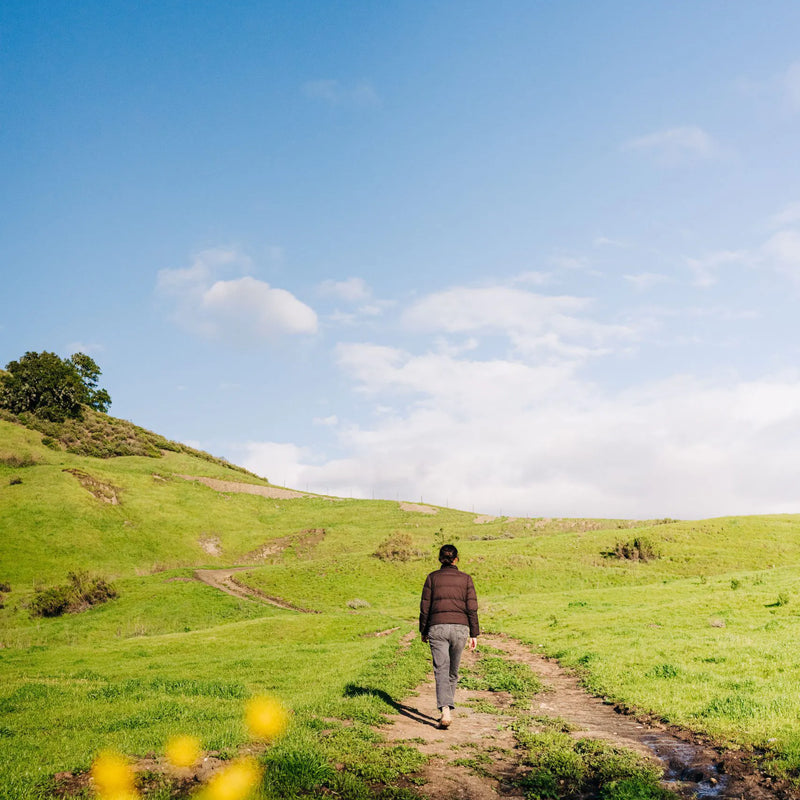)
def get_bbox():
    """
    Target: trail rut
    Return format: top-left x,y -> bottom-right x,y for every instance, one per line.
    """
193,567 -> 317,612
